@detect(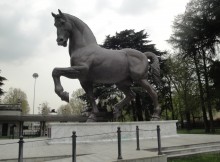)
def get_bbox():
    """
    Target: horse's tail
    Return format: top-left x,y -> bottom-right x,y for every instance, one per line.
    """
144,52 -> 161,86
